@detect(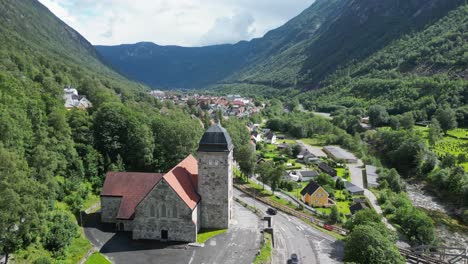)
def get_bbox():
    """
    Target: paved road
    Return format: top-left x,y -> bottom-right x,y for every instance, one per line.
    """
234,189 -> 343,264
84,202 -> 261,264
